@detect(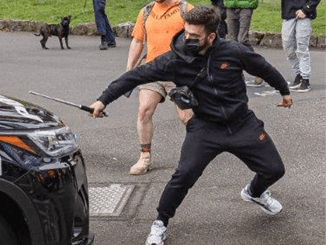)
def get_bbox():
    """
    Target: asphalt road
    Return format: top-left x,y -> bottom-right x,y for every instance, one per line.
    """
1,32 -> 325,245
